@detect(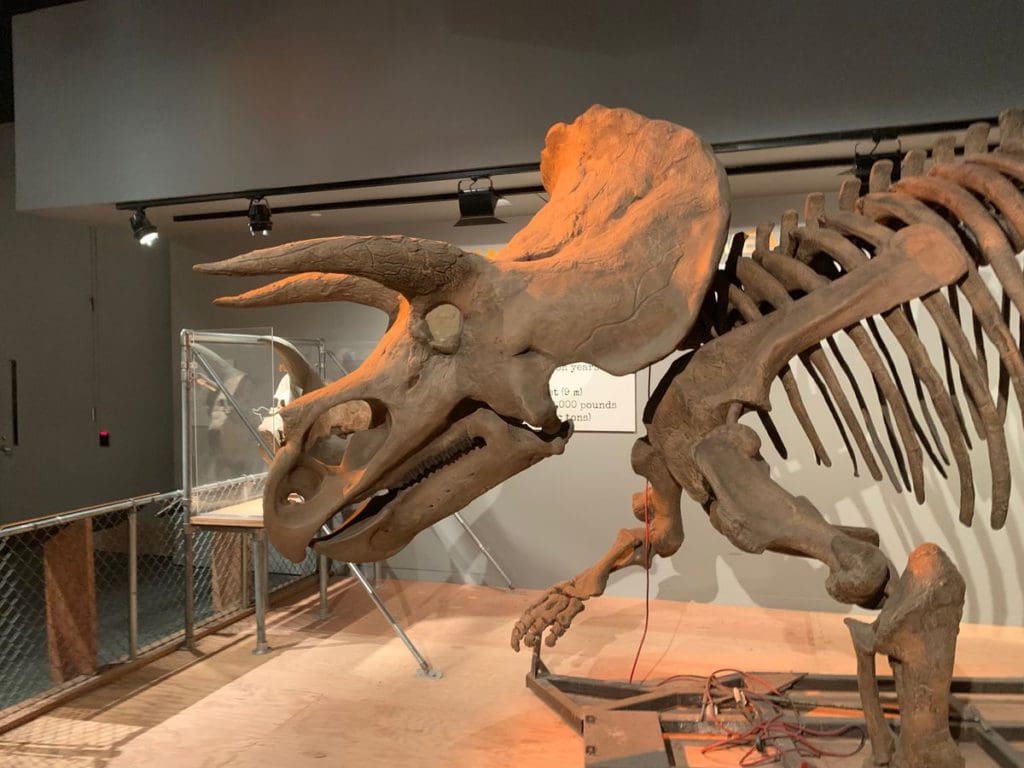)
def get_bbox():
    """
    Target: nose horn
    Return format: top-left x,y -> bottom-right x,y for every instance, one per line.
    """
194,235 -> 484,298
